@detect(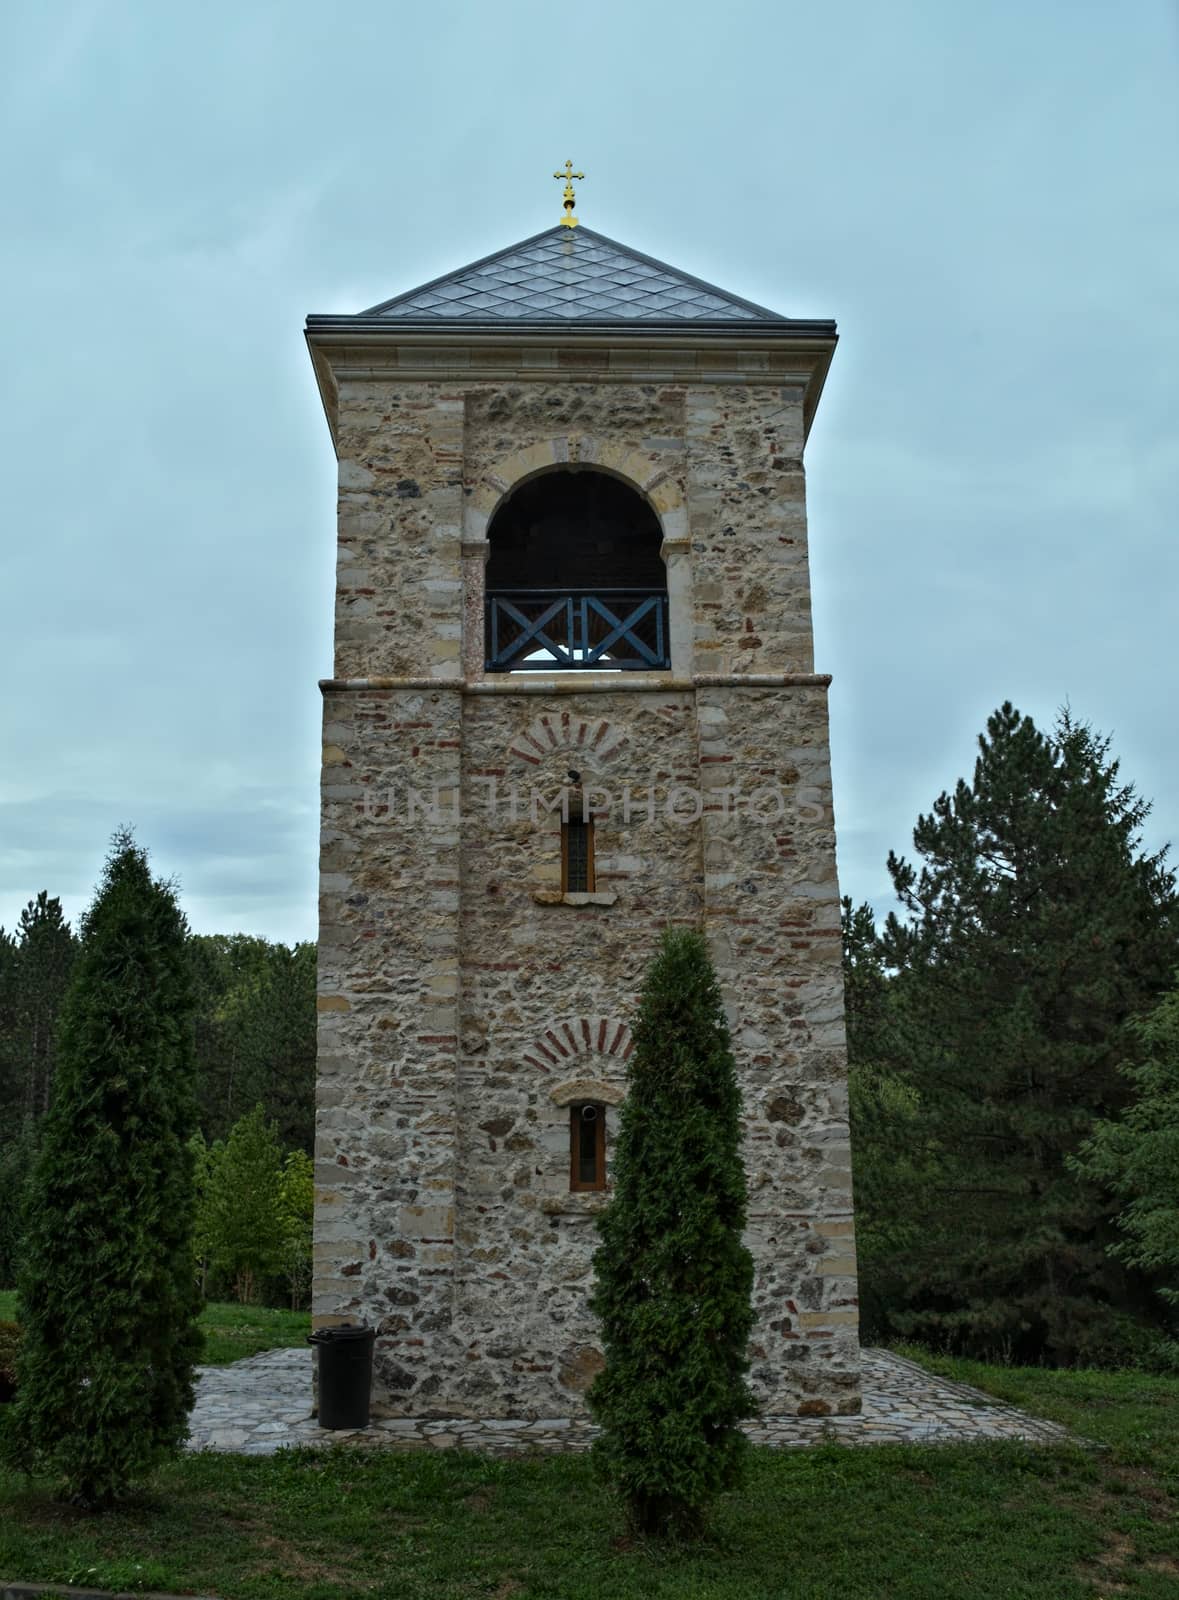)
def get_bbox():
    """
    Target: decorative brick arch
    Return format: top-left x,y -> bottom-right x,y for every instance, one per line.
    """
463,436 -> 687,546
507,712 -> 627,768
522,1016 -> 634,1075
